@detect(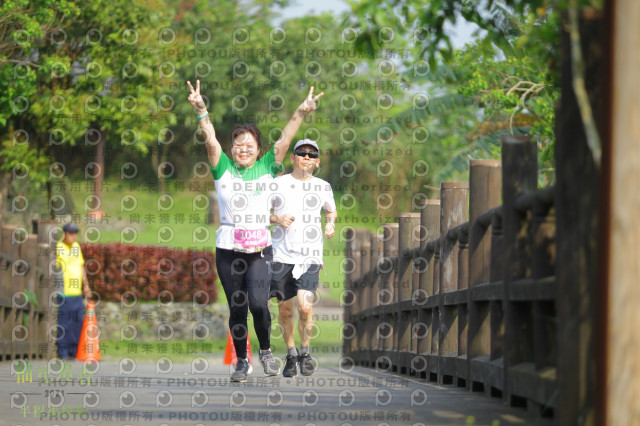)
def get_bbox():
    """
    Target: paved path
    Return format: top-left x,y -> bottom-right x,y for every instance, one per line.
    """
1,358 -> 551,426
